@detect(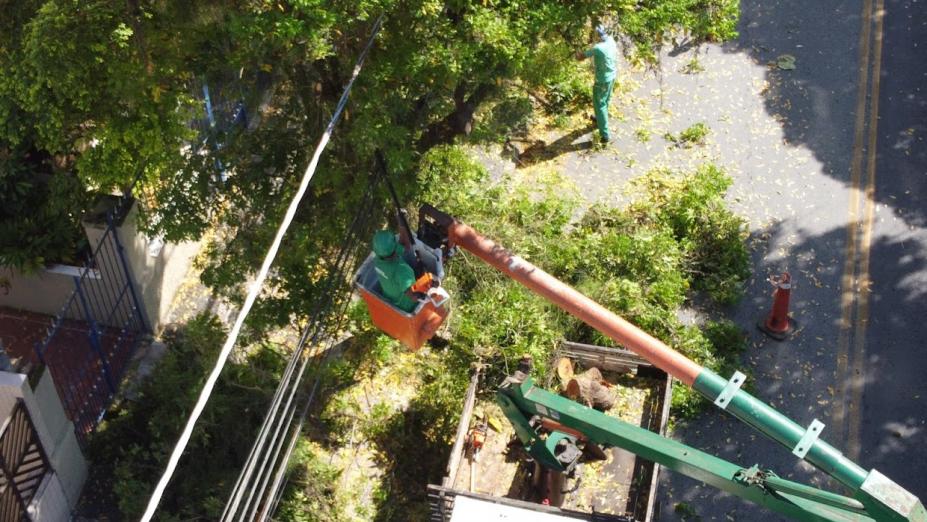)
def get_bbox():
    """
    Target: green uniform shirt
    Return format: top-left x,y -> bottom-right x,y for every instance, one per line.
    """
584,36 -> 618,84
374,245 -> 418,313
